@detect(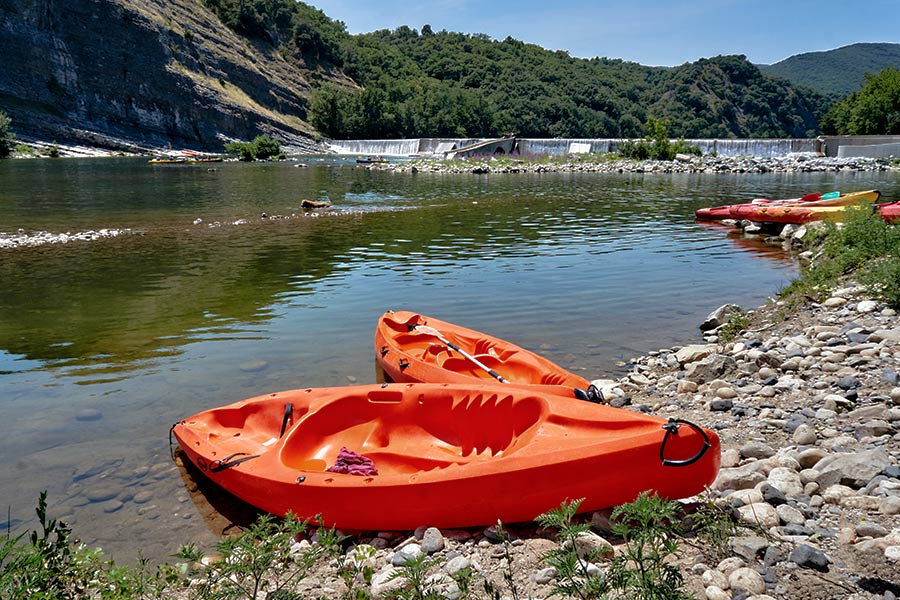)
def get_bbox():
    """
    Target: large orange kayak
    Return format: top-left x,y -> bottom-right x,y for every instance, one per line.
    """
695,191 -> 829,221
172,383 -> 720,530
375,310 -> 601,401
